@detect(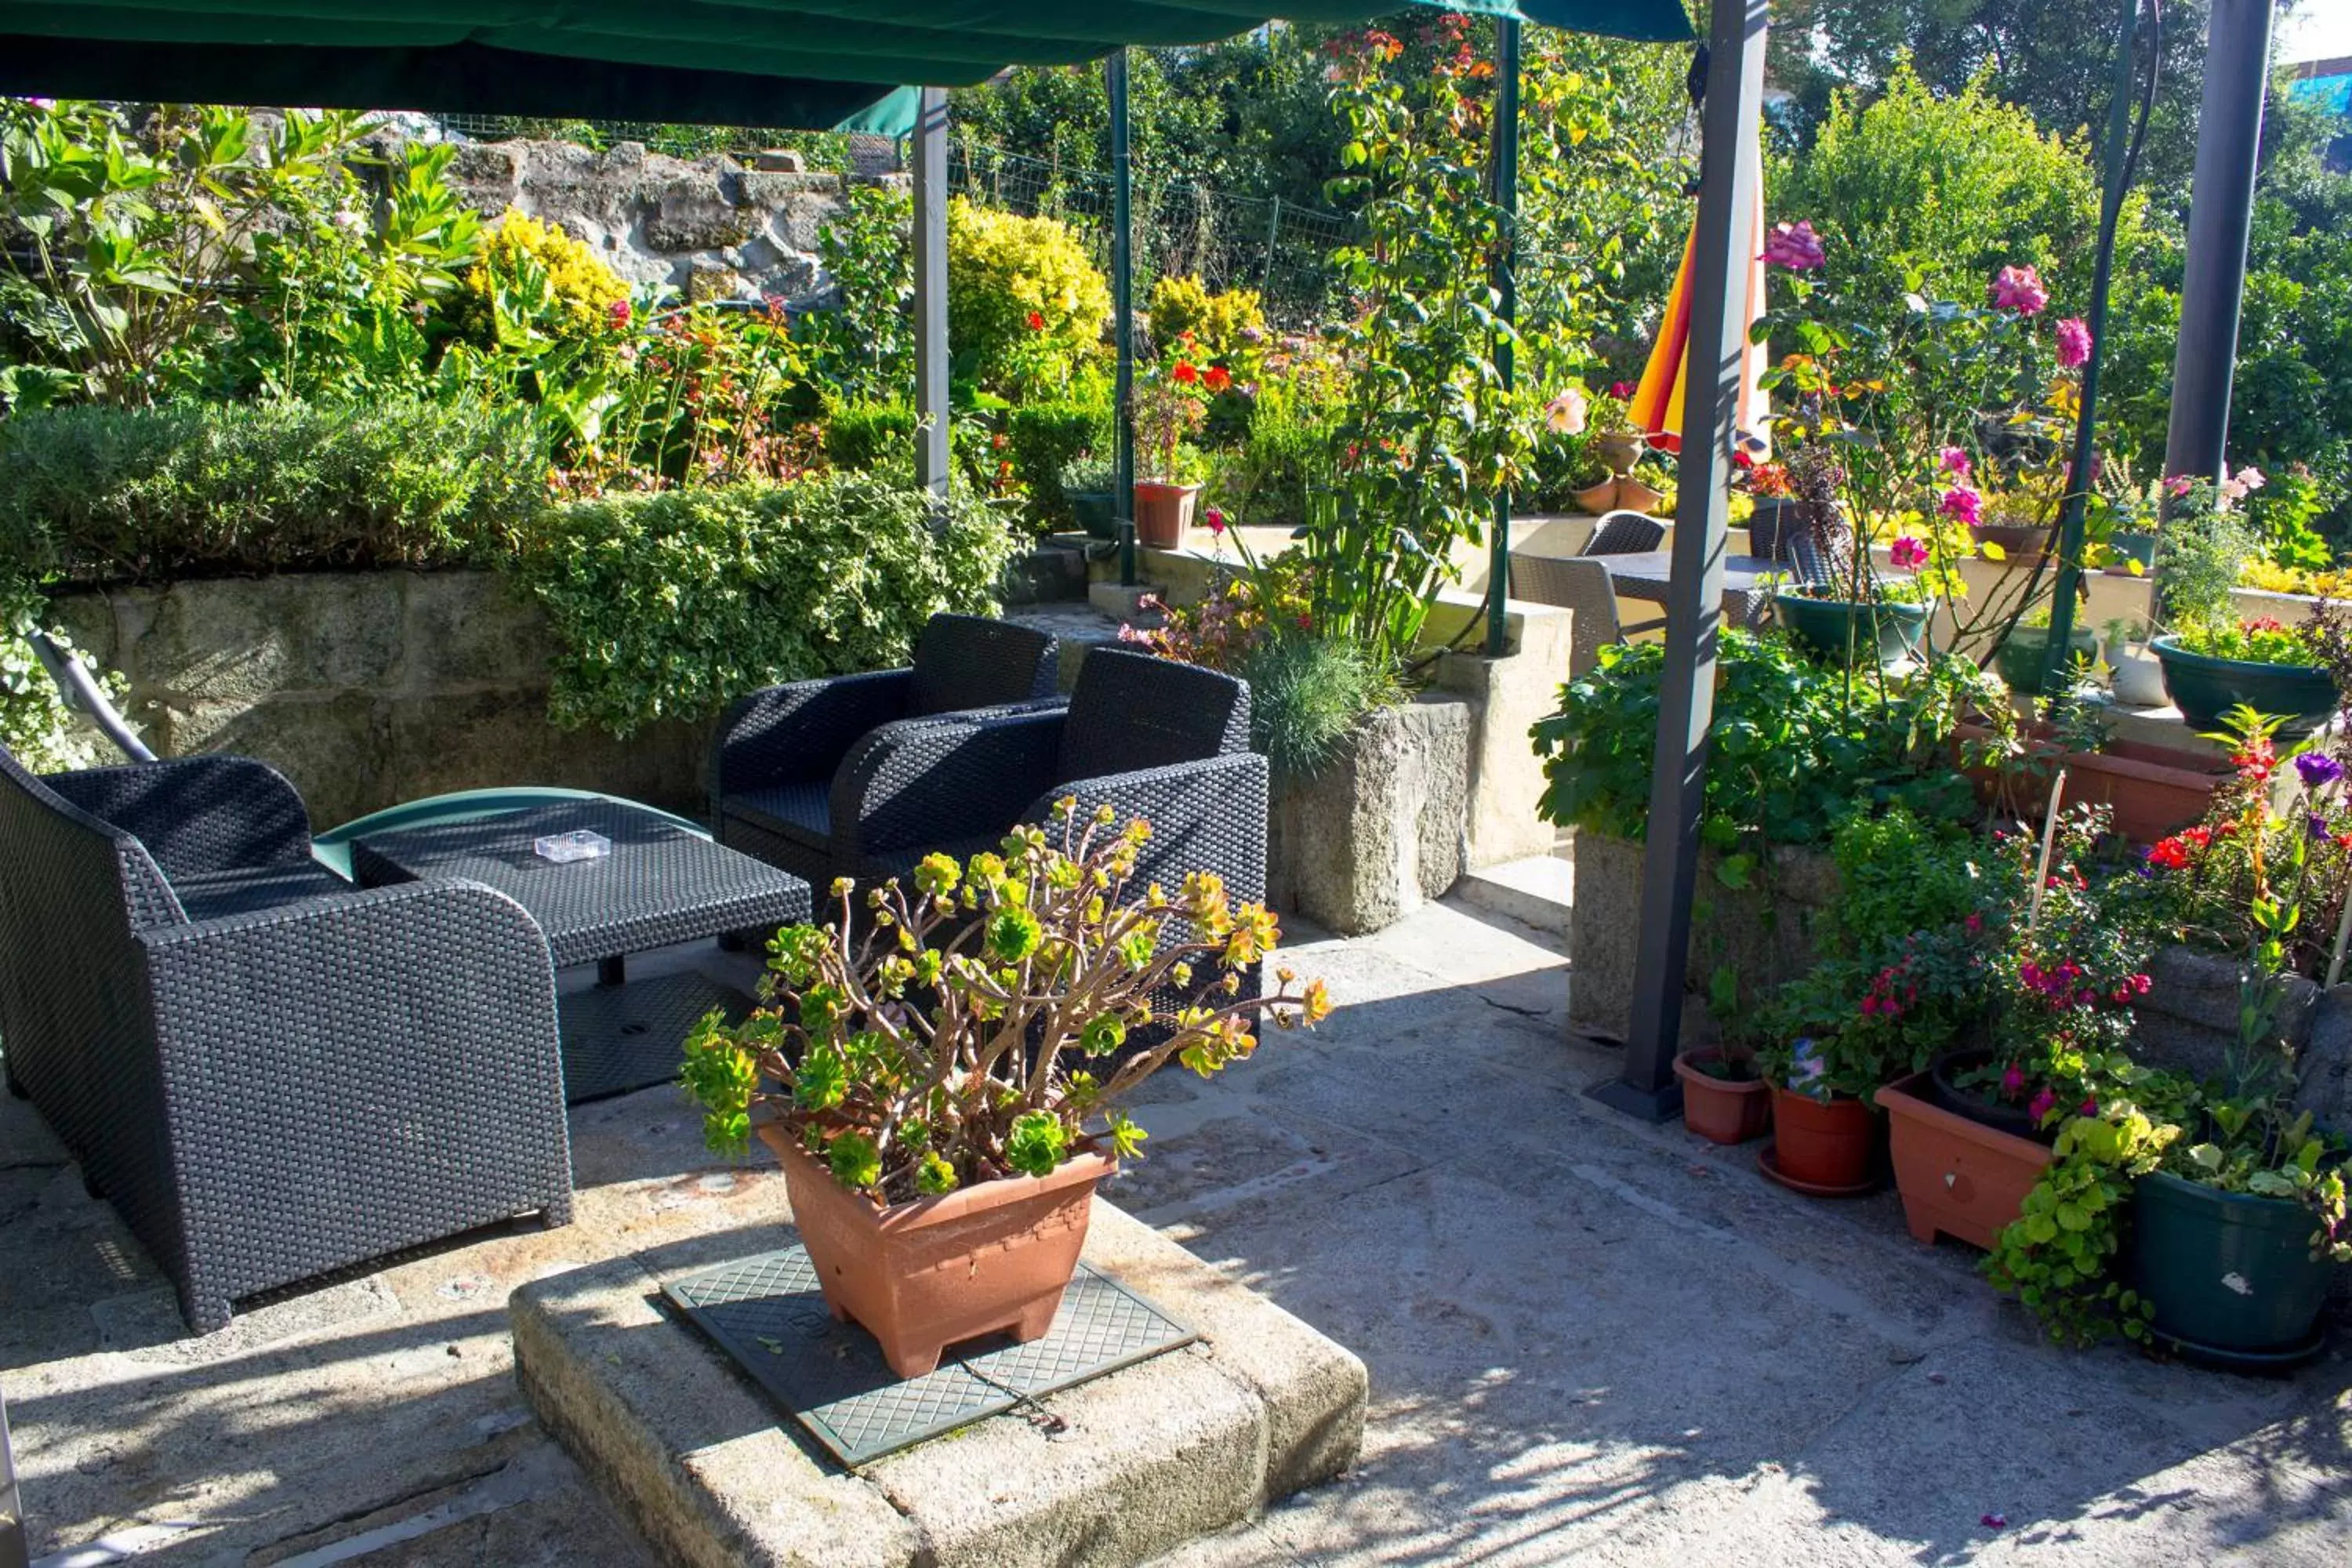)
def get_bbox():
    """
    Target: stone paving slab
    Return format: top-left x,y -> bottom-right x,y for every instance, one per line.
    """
509,1200 -> 1367,1568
